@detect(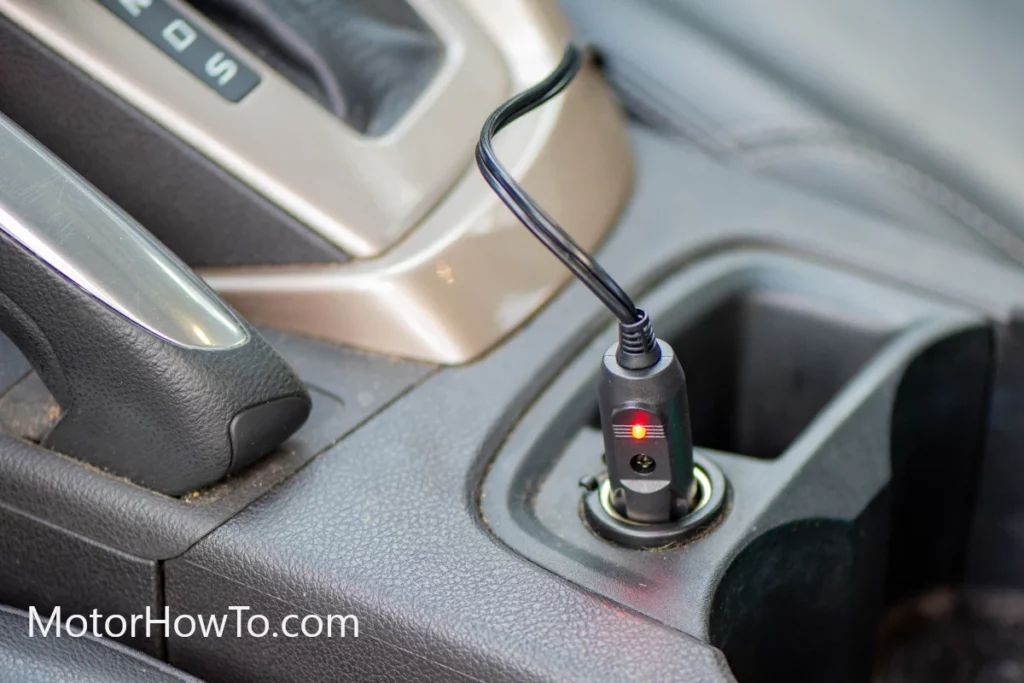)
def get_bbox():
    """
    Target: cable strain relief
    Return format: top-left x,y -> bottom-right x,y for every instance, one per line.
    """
616,310 -> 661,370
